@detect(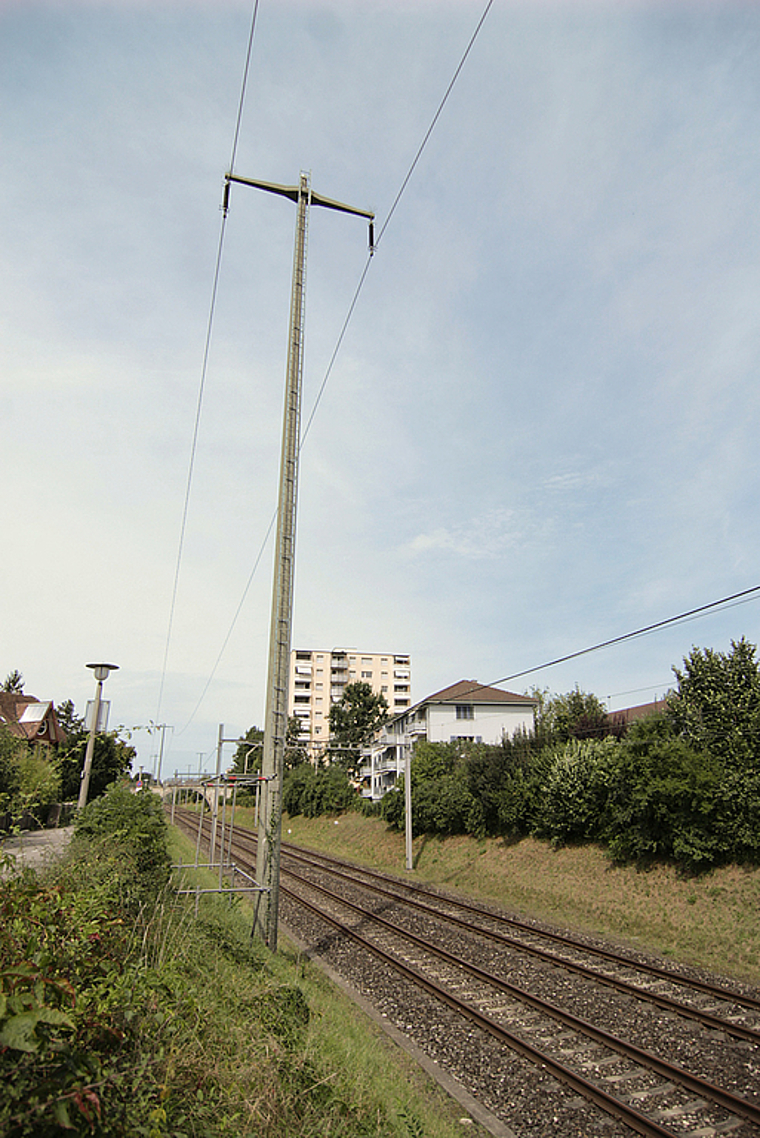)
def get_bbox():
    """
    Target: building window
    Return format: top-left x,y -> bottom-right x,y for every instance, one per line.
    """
456,705 -> 474,720
361,671 -> 372,679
